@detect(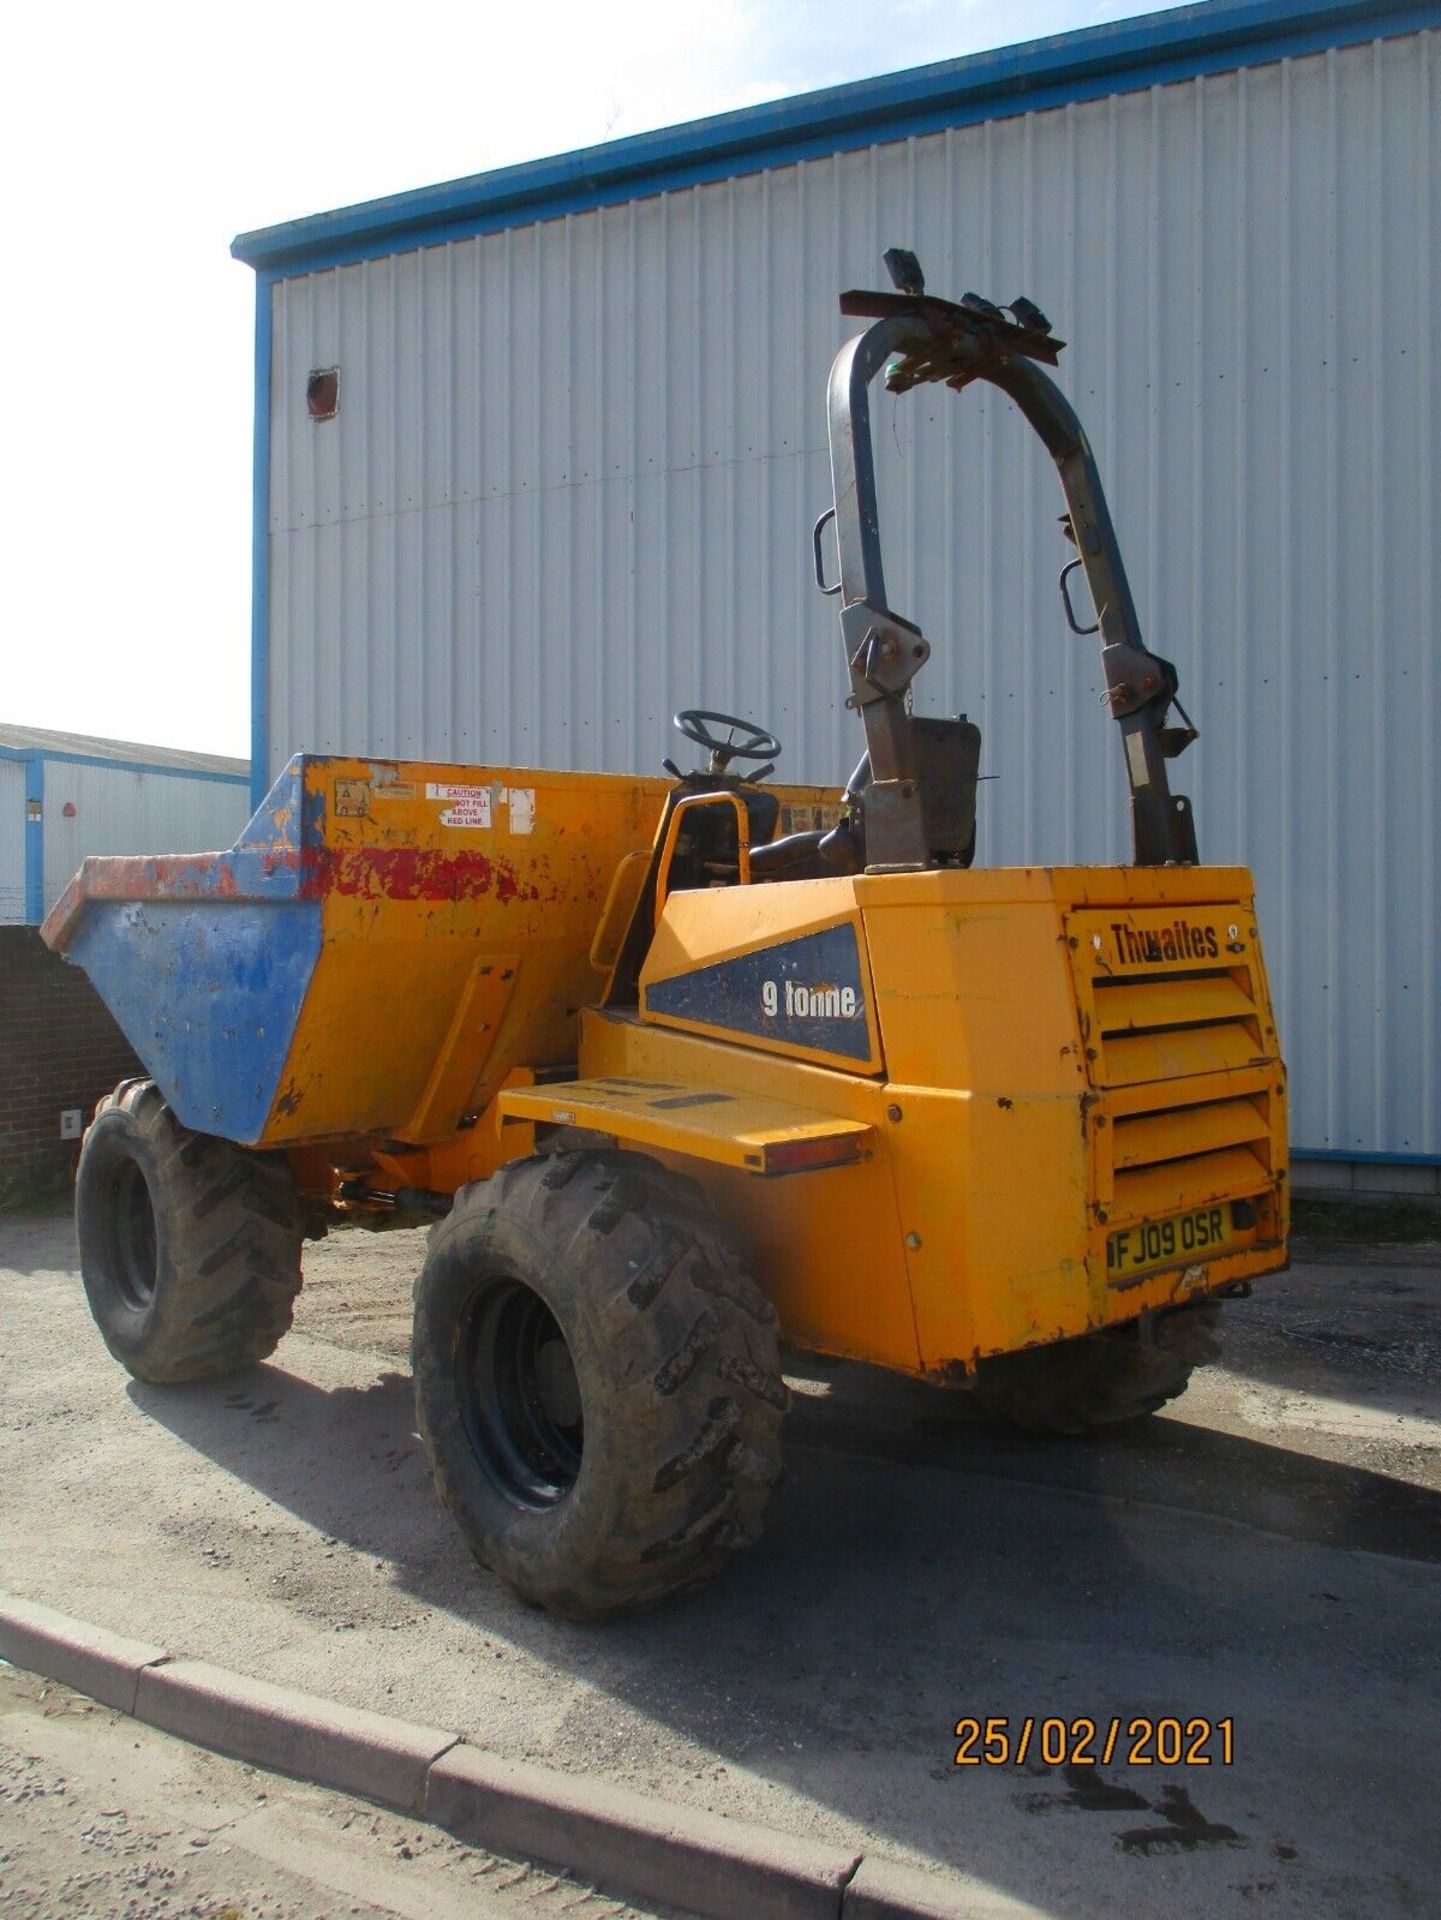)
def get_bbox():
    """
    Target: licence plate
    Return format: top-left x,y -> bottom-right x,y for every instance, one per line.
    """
1106,1203 -> 1234,1279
